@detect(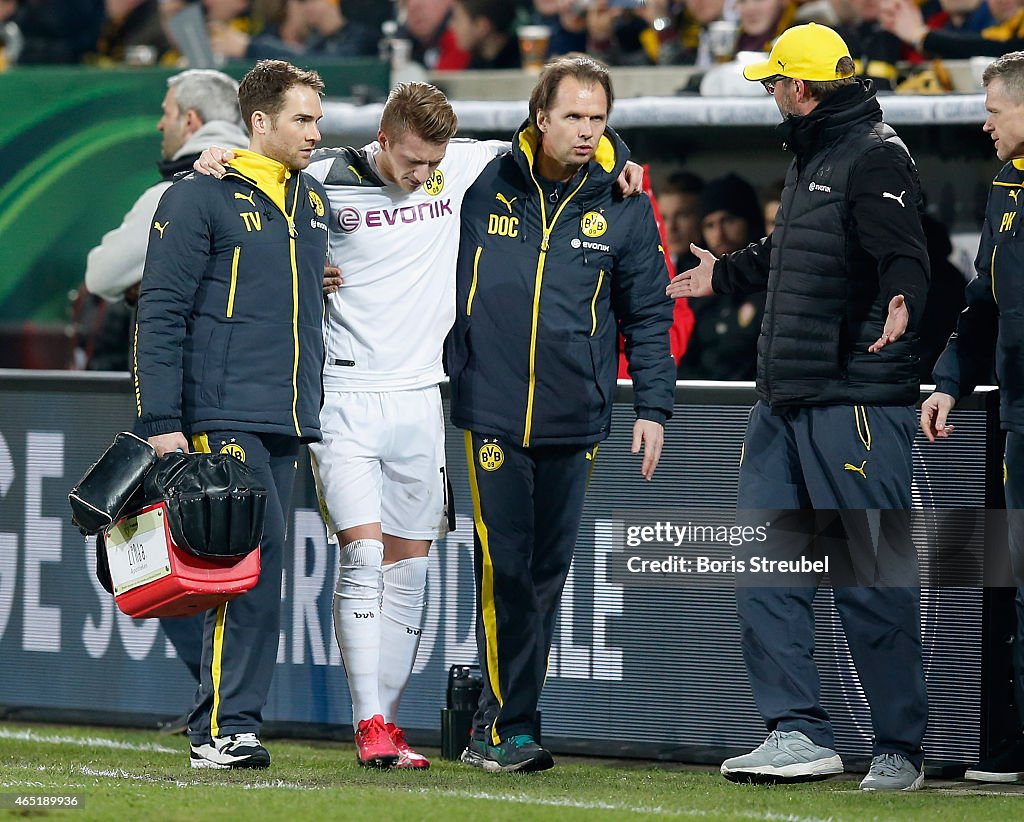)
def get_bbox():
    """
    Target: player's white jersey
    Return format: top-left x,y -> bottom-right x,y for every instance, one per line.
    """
306,139 -> 509,392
